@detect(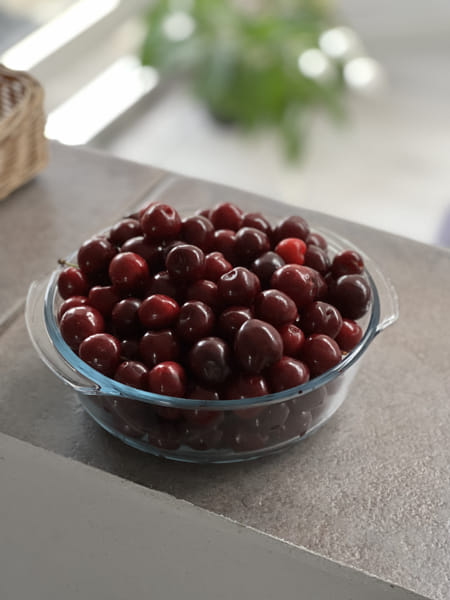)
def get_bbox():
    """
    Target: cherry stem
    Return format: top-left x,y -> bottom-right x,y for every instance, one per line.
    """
58,258 -> 79,268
